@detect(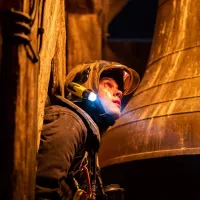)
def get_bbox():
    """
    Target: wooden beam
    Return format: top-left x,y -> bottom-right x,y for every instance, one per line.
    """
0,1 -> 38,199
37,0 -> 66,149
0,0 -> 67,198
66,0 -> 102,72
